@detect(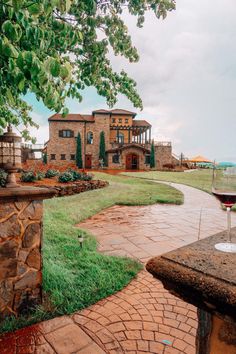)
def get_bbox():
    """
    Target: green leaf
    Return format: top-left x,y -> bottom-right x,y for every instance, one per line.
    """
28,3 -> 43,16
2,20 -> 22,42
62,107 -> 69,117
12,0 -> 23,10
16,52 -> 24,69
6,89 -> 15,105
23,51 -> 34,66
60,65 -> 70,79
49,59 -> 61,77
18,79 -> 25,92
2,20 -> 15,38
3,42 -> 18,58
